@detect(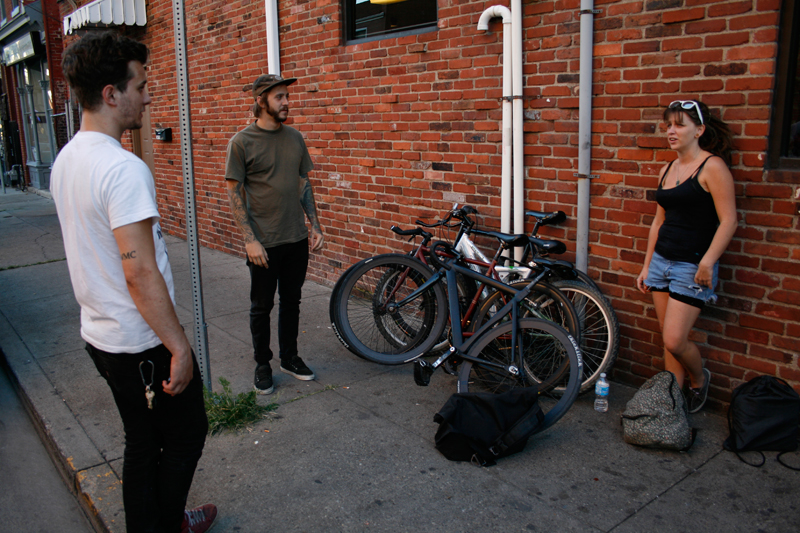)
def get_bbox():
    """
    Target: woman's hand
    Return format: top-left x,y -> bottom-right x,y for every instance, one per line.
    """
694,261 -> 714,288
636,268 -> 649,294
